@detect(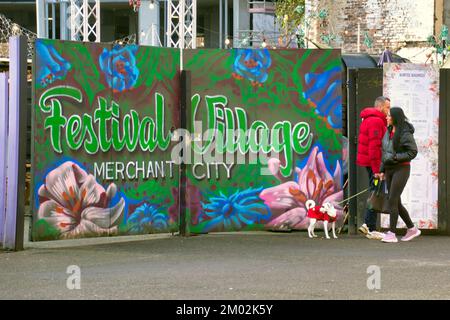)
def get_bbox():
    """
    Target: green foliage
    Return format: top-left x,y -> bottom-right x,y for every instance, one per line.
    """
363,31 -> 373,49
427,25 -> 449,65
318,9 -> 328,19
321,33 -> 342,47
275,0 -> 306,29
441,25 -> 448,41
427,35 -> 438,47
275,0 -> 306,46
275,1 -> 340,48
